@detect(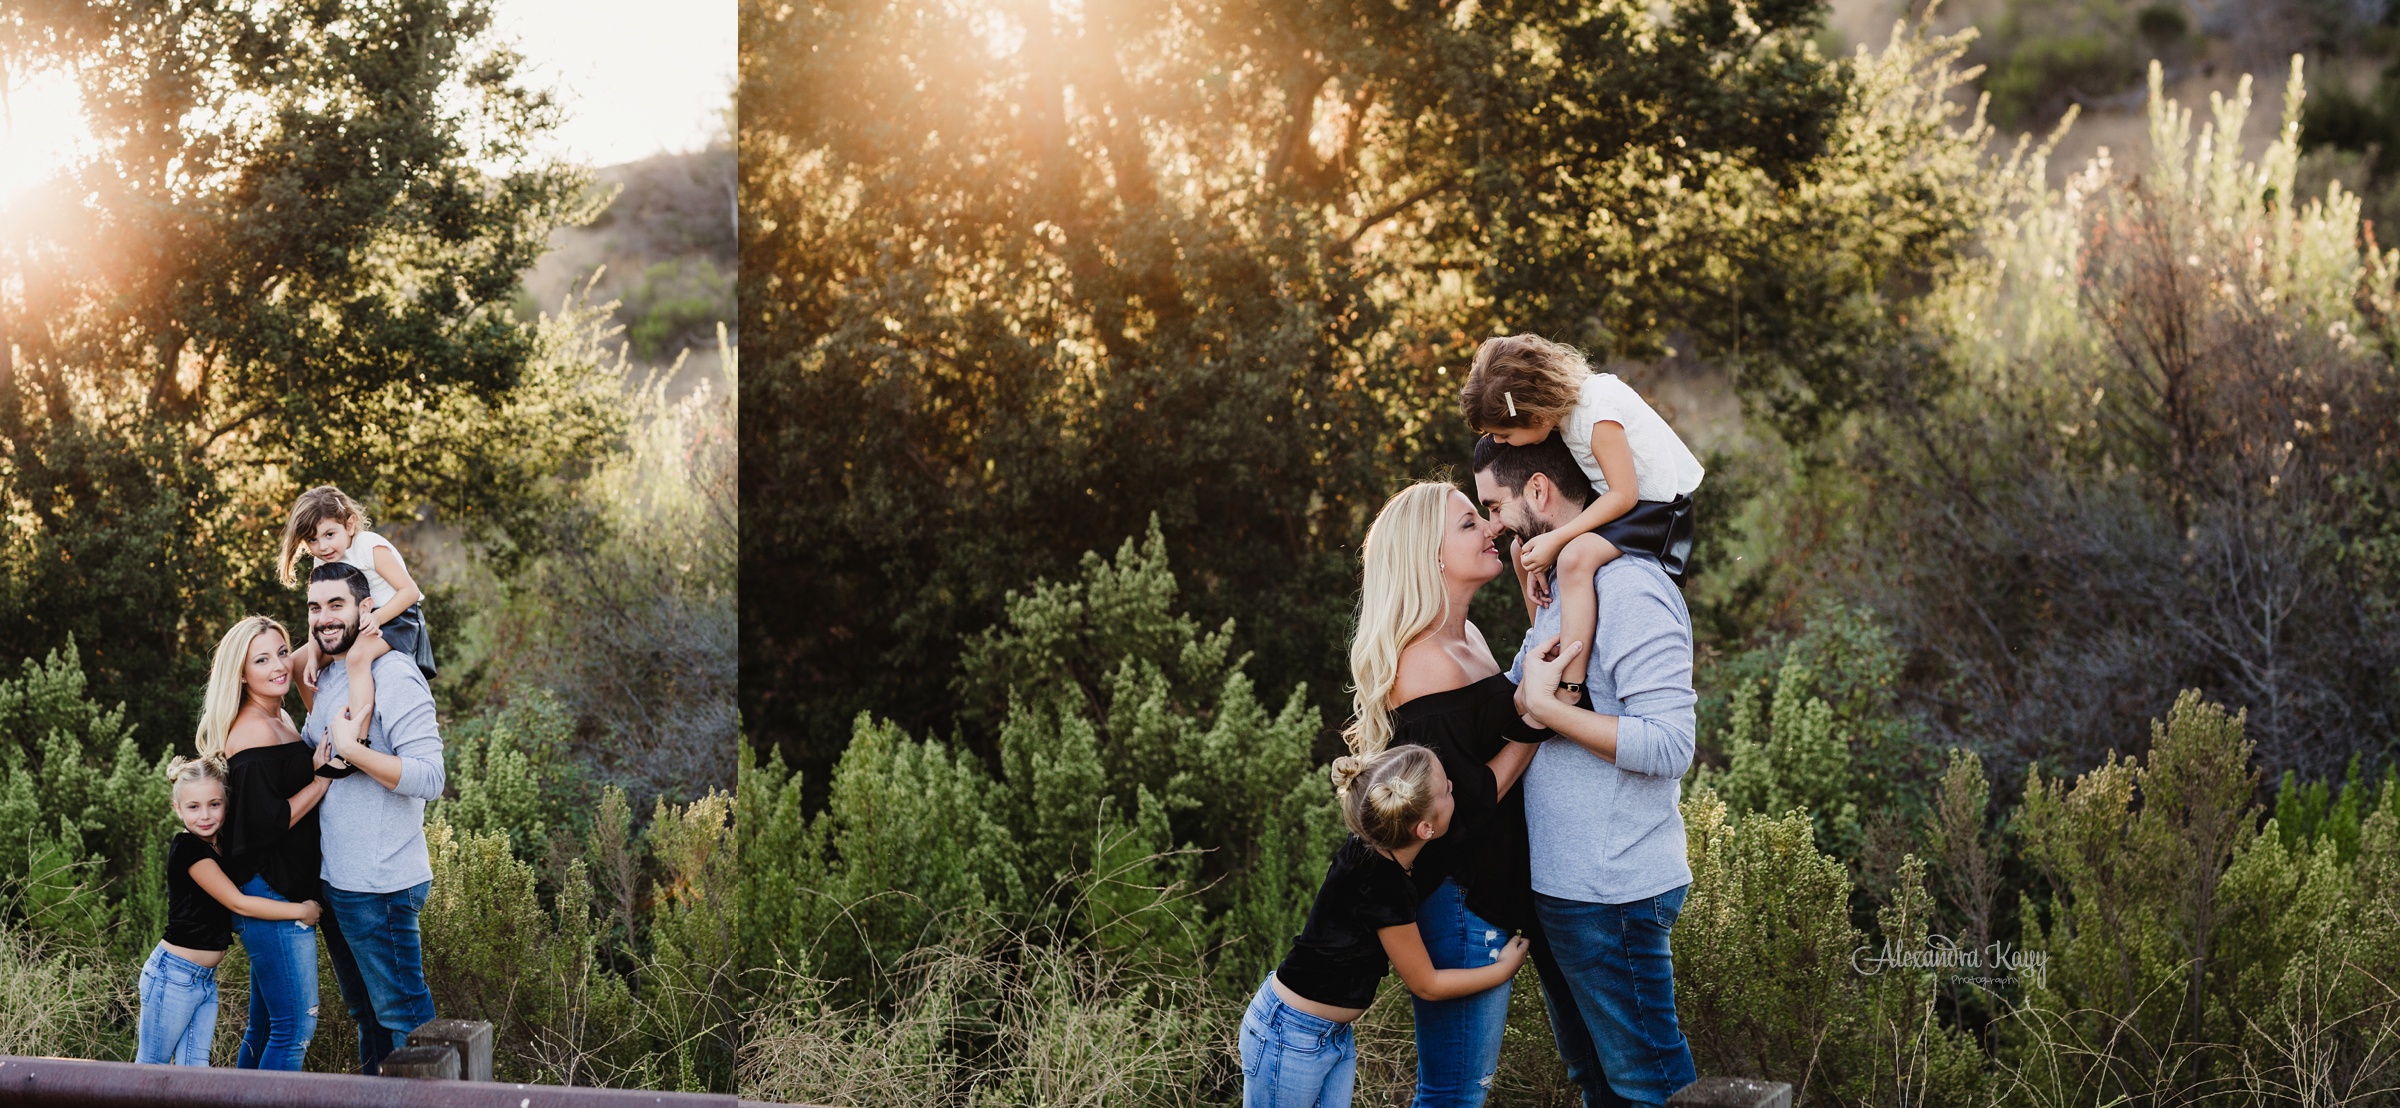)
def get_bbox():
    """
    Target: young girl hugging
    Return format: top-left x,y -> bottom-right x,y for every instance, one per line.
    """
278,485 -> 434,719
137,756 -> 323,1066
1460,334 -> 1704,699
1240,745 -> 1534,1108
